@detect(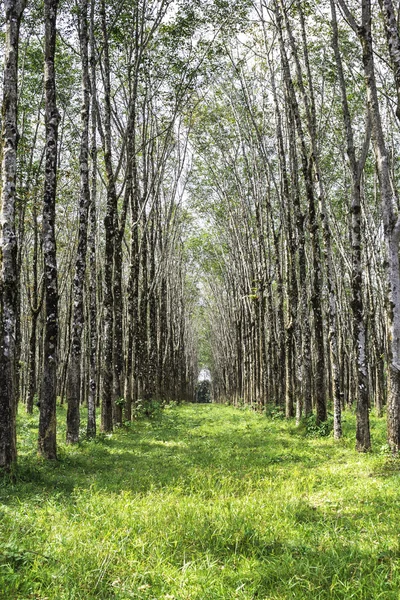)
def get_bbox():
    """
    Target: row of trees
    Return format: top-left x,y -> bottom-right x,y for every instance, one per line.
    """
1,0 -> 237,469
189,0 -> 400,452
2,0 -> 400,470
